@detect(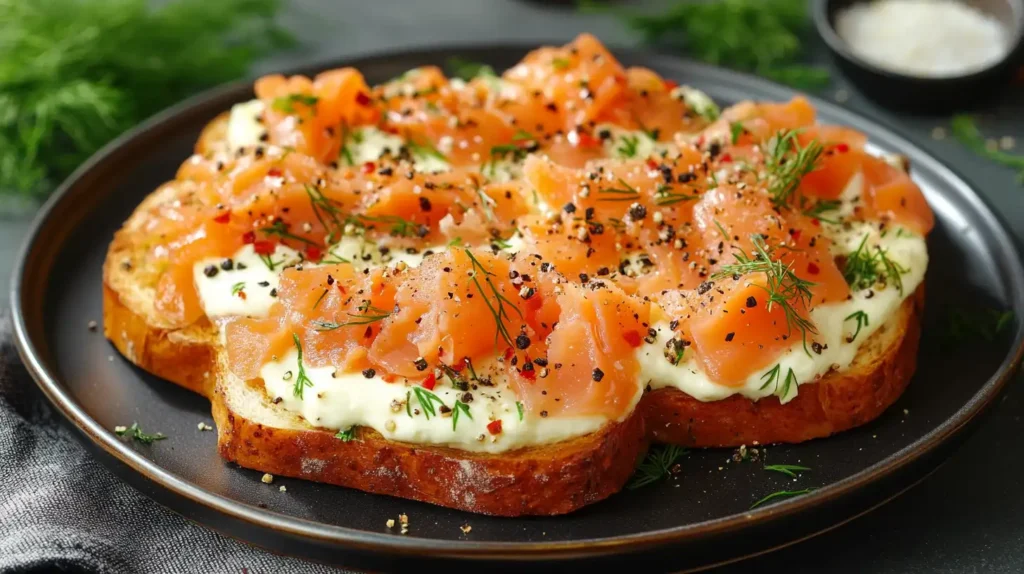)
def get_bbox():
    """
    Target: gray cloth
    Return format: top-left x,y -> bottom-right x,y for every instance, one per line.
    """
0,311 -> 345,574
